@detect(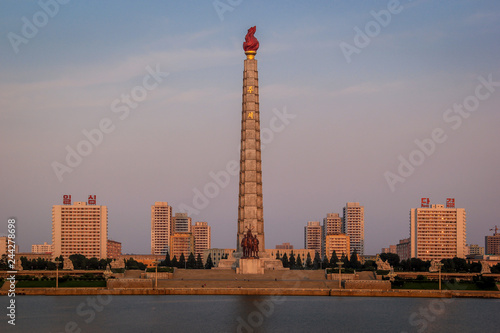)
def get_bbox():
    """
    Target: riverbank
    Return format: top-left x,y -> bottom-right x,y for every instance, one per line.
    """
4,287 -> 500,298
